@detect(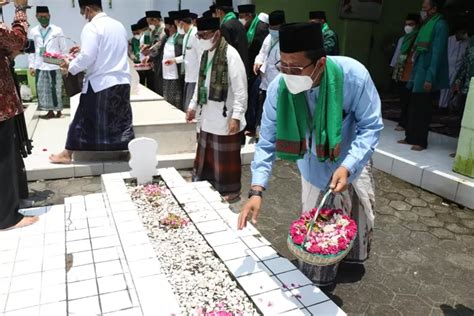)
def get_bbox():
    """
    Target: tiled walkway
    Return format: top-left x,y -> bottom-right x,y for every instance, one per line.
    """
1,192 -> 180,315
